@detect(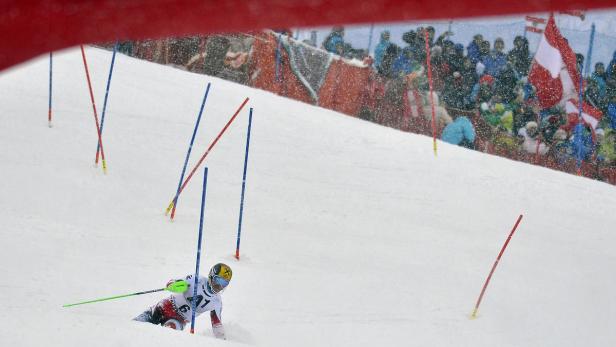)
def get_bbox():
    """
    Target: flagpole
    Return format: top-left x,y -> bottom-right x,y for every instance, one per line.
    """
583,24 -> 596,78
575,24 -> 595,174
367,24 -> 375,54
